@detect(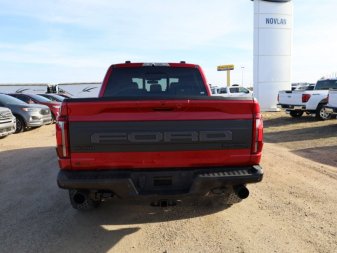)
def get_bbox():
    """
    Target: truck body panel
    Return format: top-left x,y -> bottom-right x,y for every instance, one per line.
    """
59,97 -> 259,170
324,90 -> 337,115
278,90 -> 304,107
